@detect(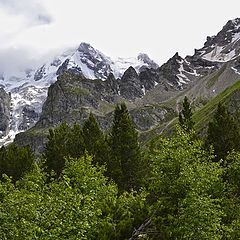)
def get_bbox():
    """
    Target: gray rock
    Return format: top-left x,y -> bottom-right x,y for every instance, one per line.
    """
137,53 -> 159,70
34,65 -> 46,81
77,42 -> 112,79
18,106 -> 40,131
158,52 -> 183,87
56,59 -> 70,76
13,18 -> 240,154
139,69 -> 158,91
0,88 -> 10,137
205,18 -> 240,47
119,66 -> 144,100
130,105 -> 176,131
